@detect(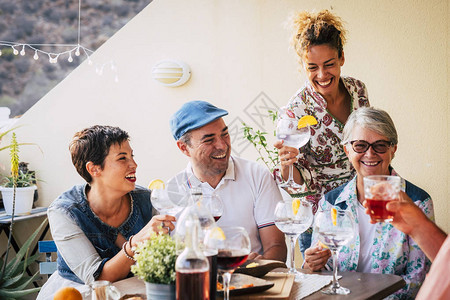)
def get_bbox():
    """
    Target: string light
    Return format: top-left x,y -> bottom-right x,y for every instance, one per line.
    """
0,0 -> 118,82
